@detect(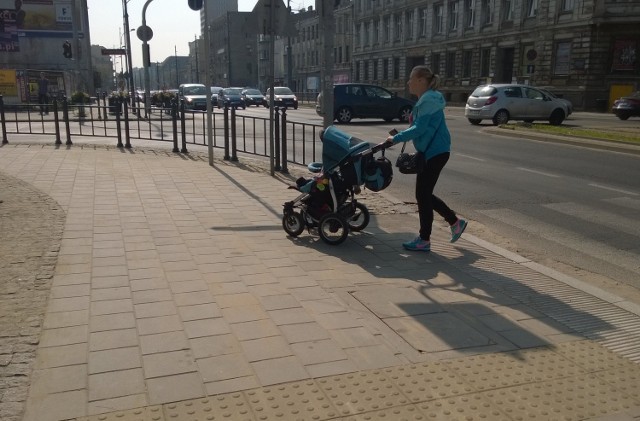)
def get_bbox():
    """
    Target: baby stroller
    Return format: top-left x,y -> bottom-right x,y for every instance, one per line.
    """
282,126 -> 393,245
